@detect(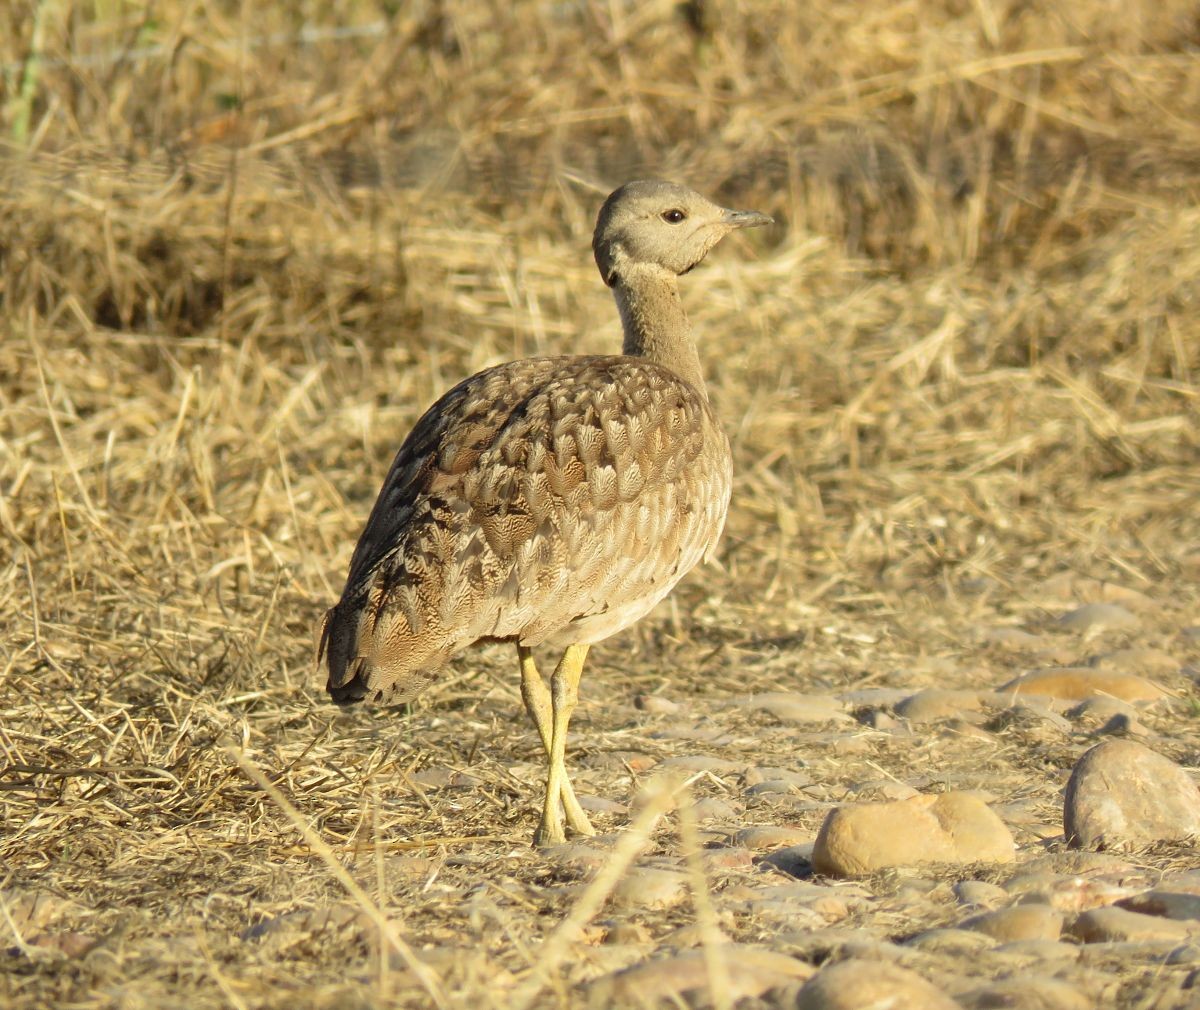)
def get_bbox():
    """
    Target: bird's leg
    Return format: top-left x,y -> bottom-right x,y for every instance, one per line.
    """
518,645 -> 594,840
535,643 -> 592,847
